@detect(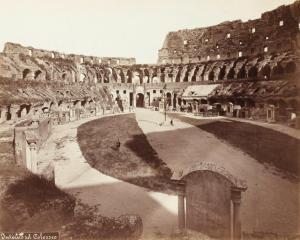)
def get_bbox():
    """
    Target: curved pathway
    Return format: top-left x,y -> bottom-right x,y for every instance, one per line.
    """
37,114 -> 178,240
